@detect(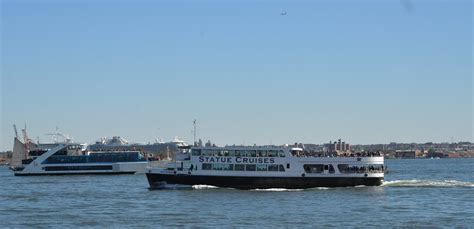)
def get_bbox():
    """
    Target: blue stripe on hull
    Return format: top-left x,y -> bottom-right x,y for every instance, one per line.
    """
15,171 -> 136,176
